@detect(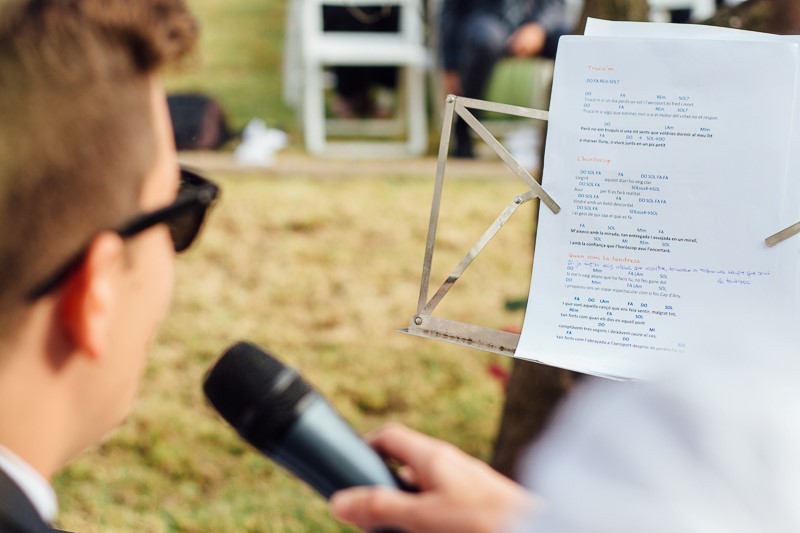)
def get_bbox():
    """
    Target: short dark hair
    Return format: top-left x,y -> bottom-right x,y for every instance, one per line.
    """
0,0 -> 198,333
